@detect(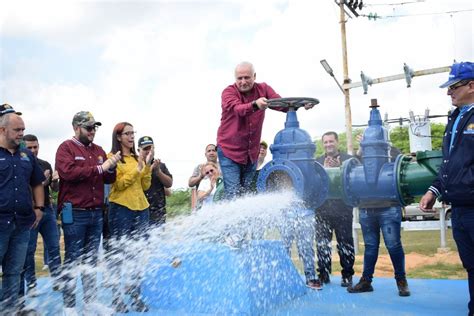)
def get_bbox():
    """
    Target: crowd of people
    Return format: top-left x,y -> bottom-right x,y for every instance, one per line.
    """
0,60 -> 473,315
